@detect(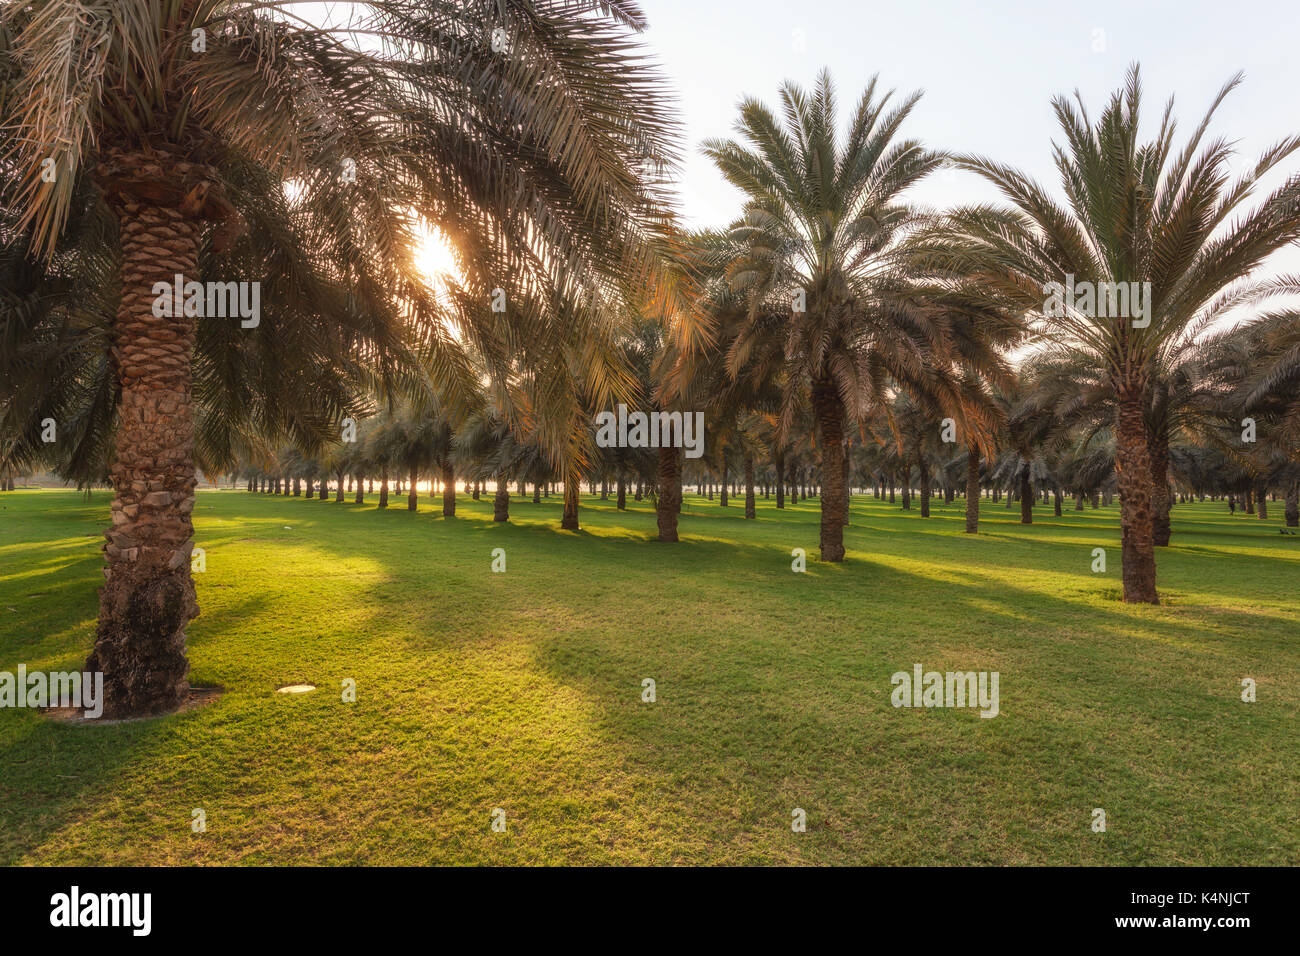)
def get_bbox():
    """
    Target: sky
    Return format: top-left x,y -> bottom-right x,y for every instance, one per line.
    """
299,0 -> 1300,282
639,0 -> 1300,275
